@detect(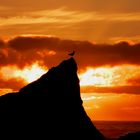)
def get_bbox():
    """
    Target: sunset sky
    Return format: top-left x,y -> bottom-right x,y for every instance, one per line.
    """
0,0 -> 140,121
